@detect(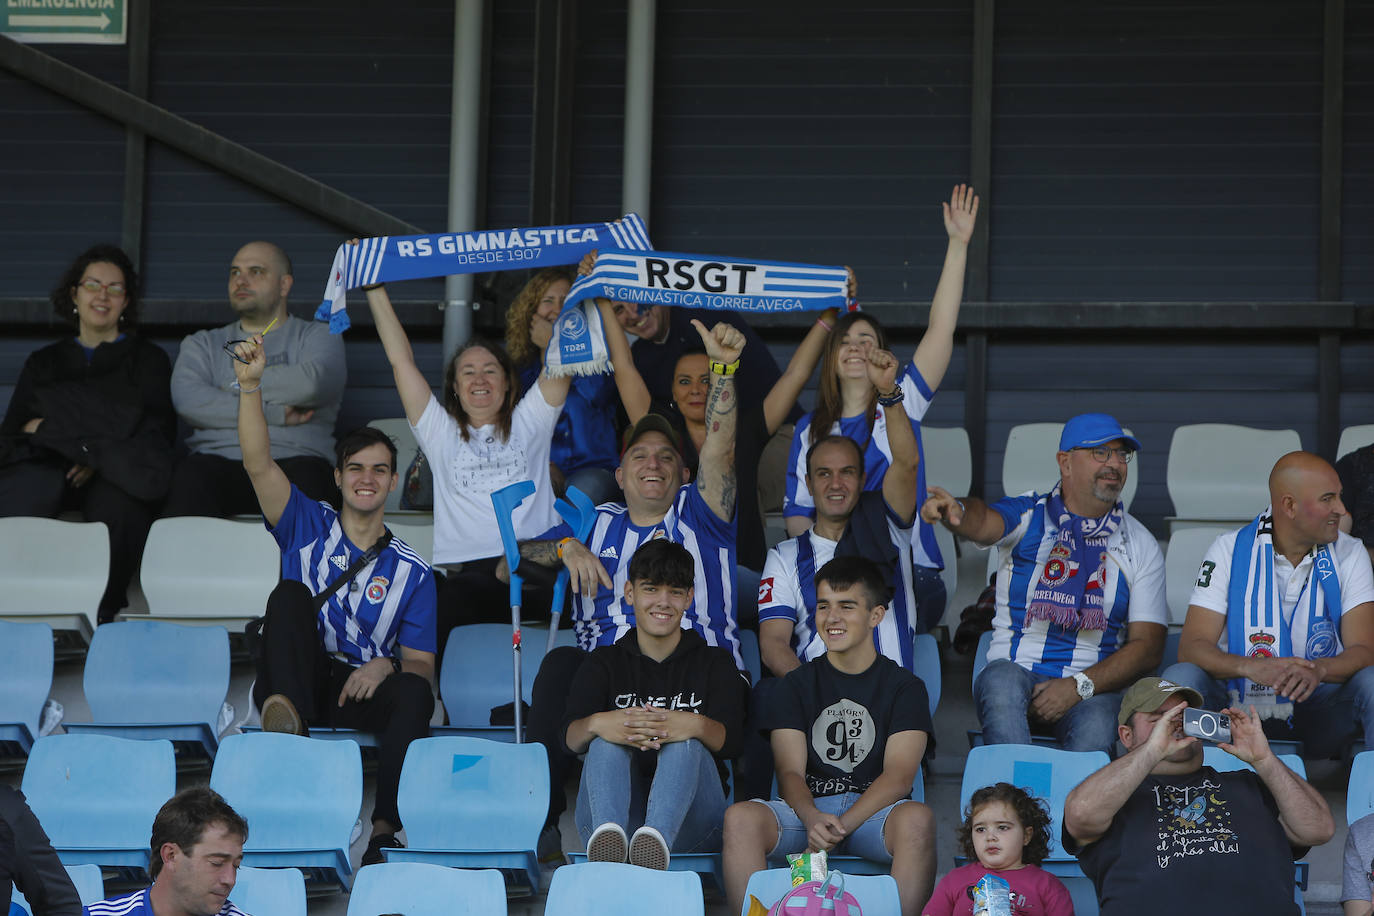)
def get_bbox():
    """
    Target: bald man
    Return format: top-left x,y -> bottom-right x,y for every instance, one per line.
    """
165,241 -> 346,517
1162,451 -> 1374,755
